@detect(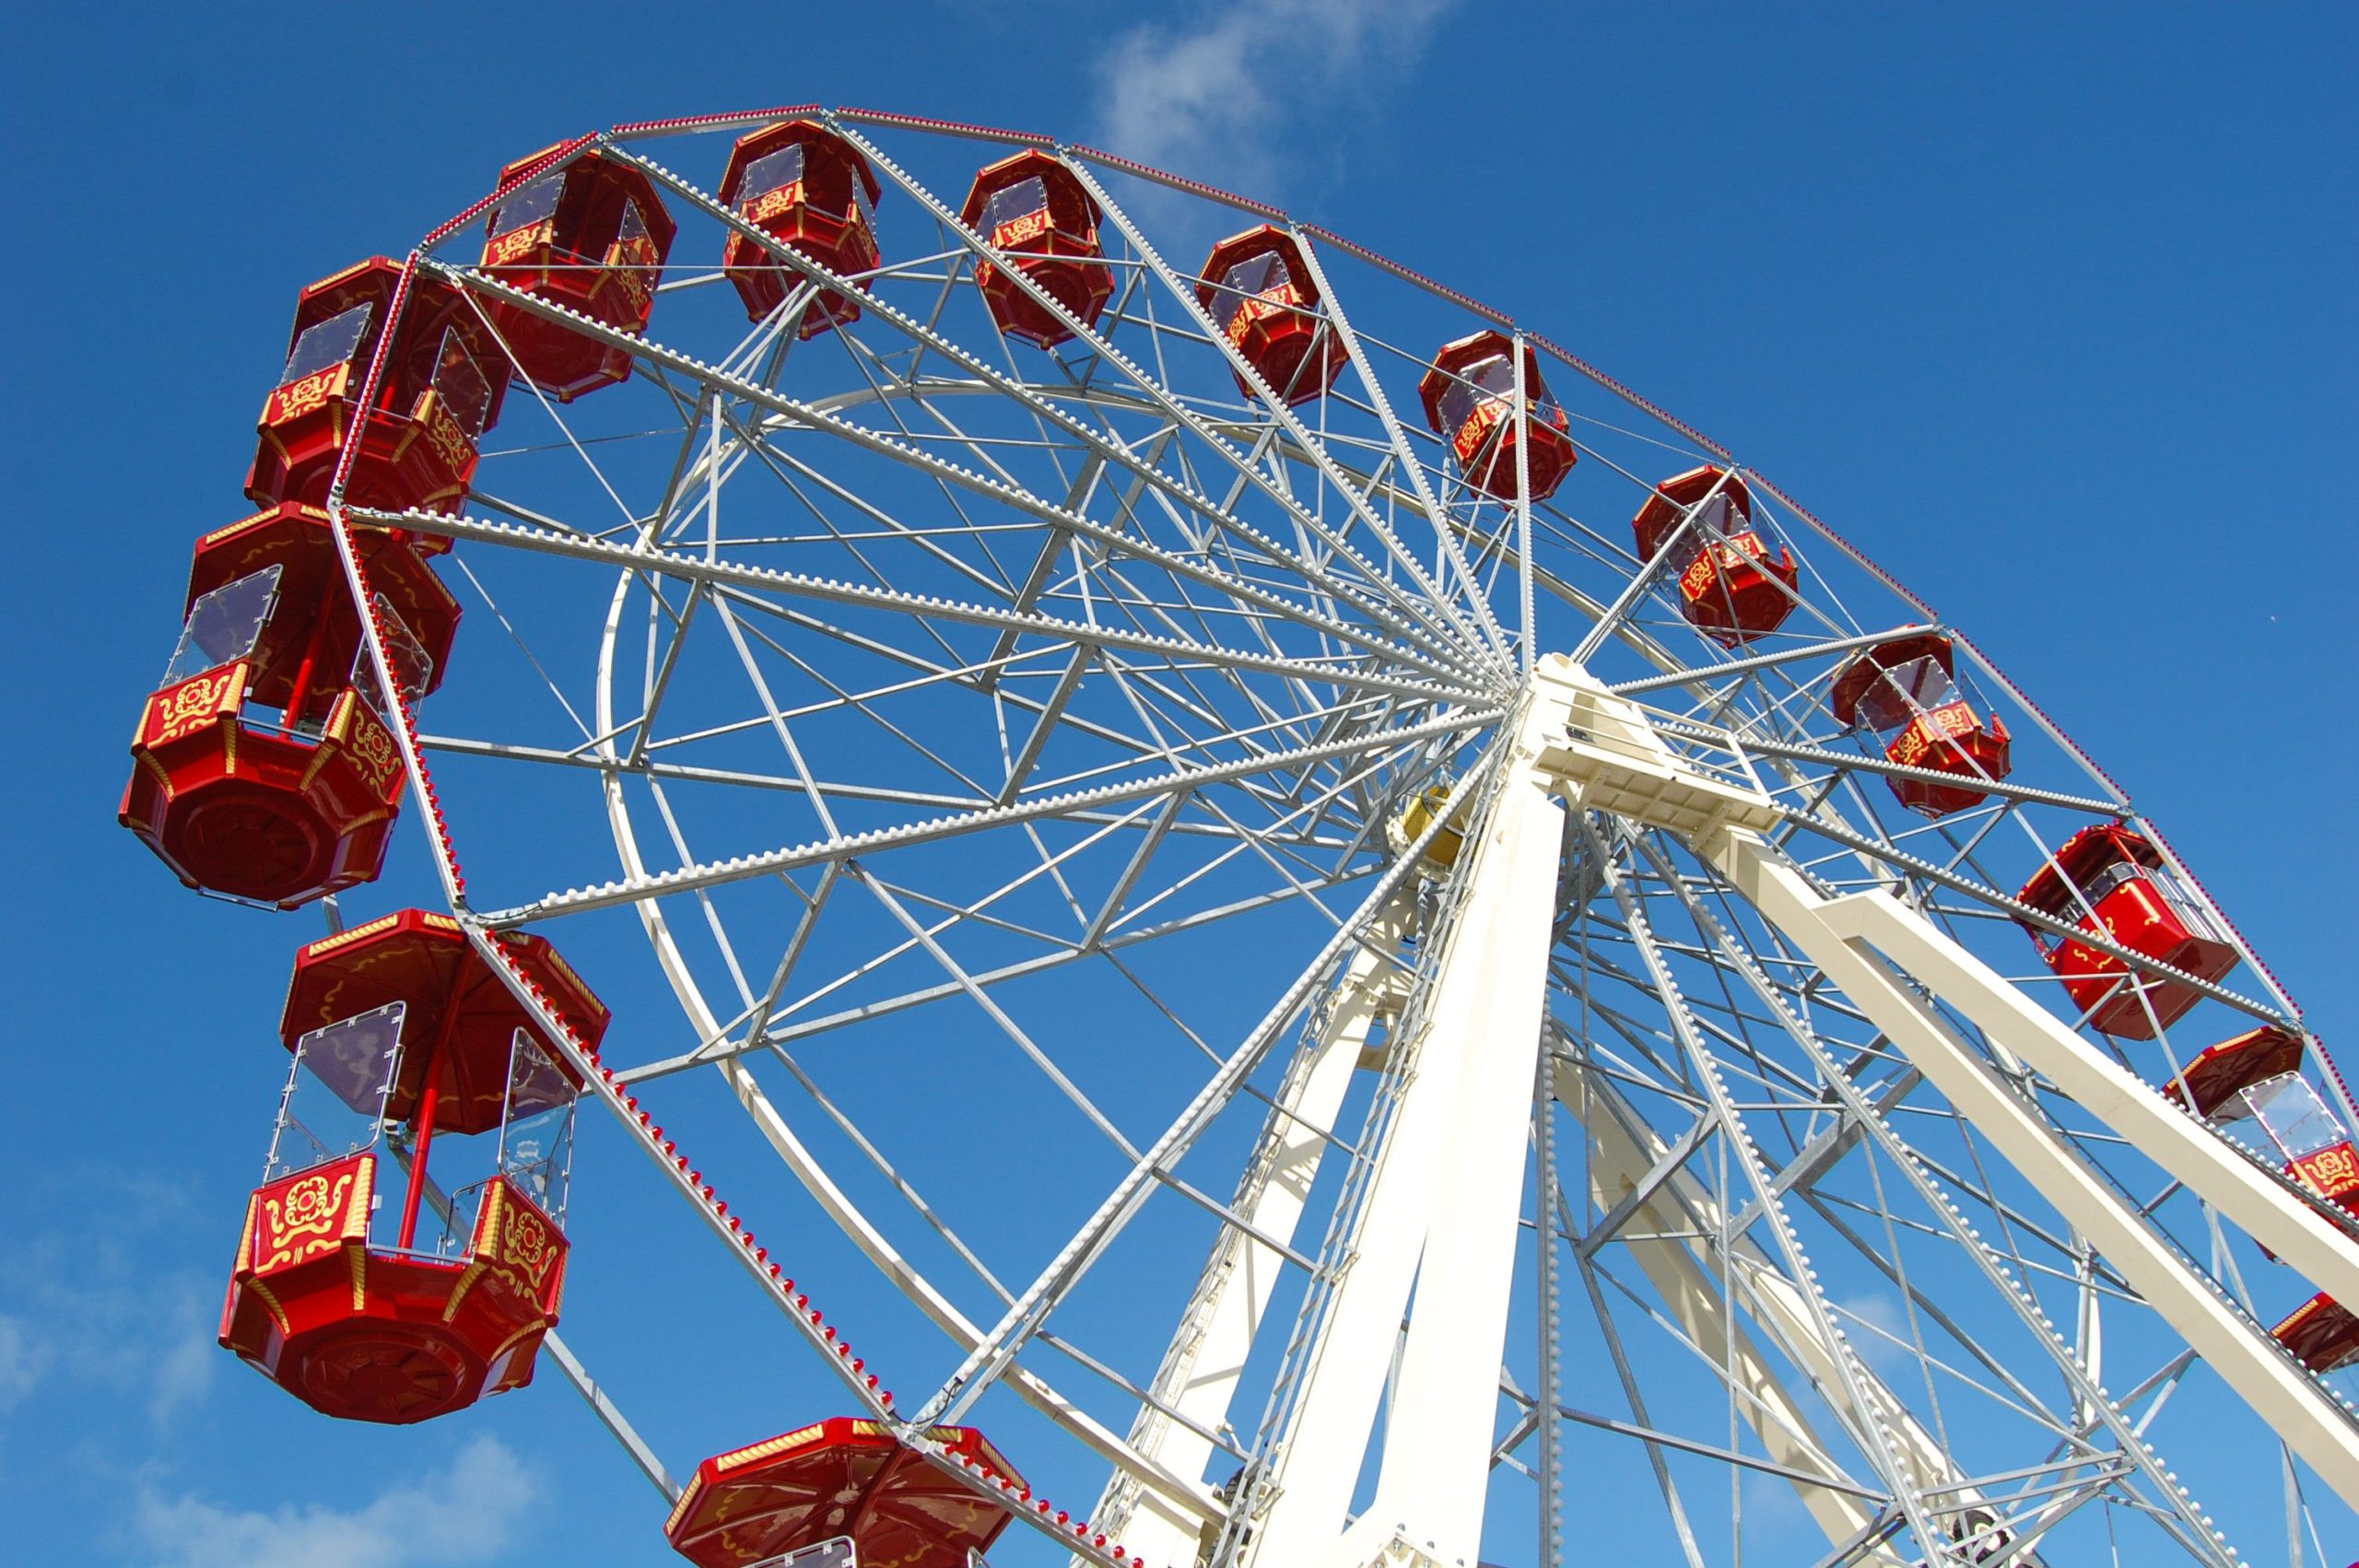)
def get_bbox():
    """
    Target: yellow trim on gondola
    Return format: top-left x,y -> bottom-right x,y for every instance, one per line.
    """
244,1275 -> 289,1337
234,1192 -> 261,1271
309,258 -> 378,294
440,1260 -> 488,1324
132,748 -> 176,803
481,1316 -> 547,1383
302,909 -> 404,958
714,1422 -> 827,1473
